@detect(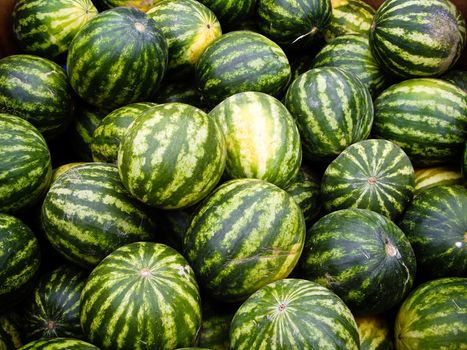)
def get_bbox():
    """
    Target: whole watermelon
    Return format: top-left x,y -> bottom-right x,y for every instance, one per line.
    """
19,338 -> 100,350
80,242 -> 202,350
